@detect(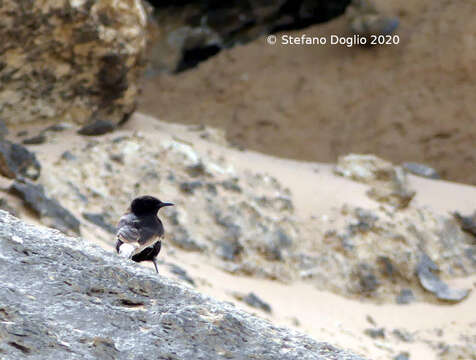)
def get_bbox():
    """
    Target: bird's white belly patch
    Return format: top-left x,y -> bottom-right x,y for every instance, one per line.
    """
118,243 -> 136,259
